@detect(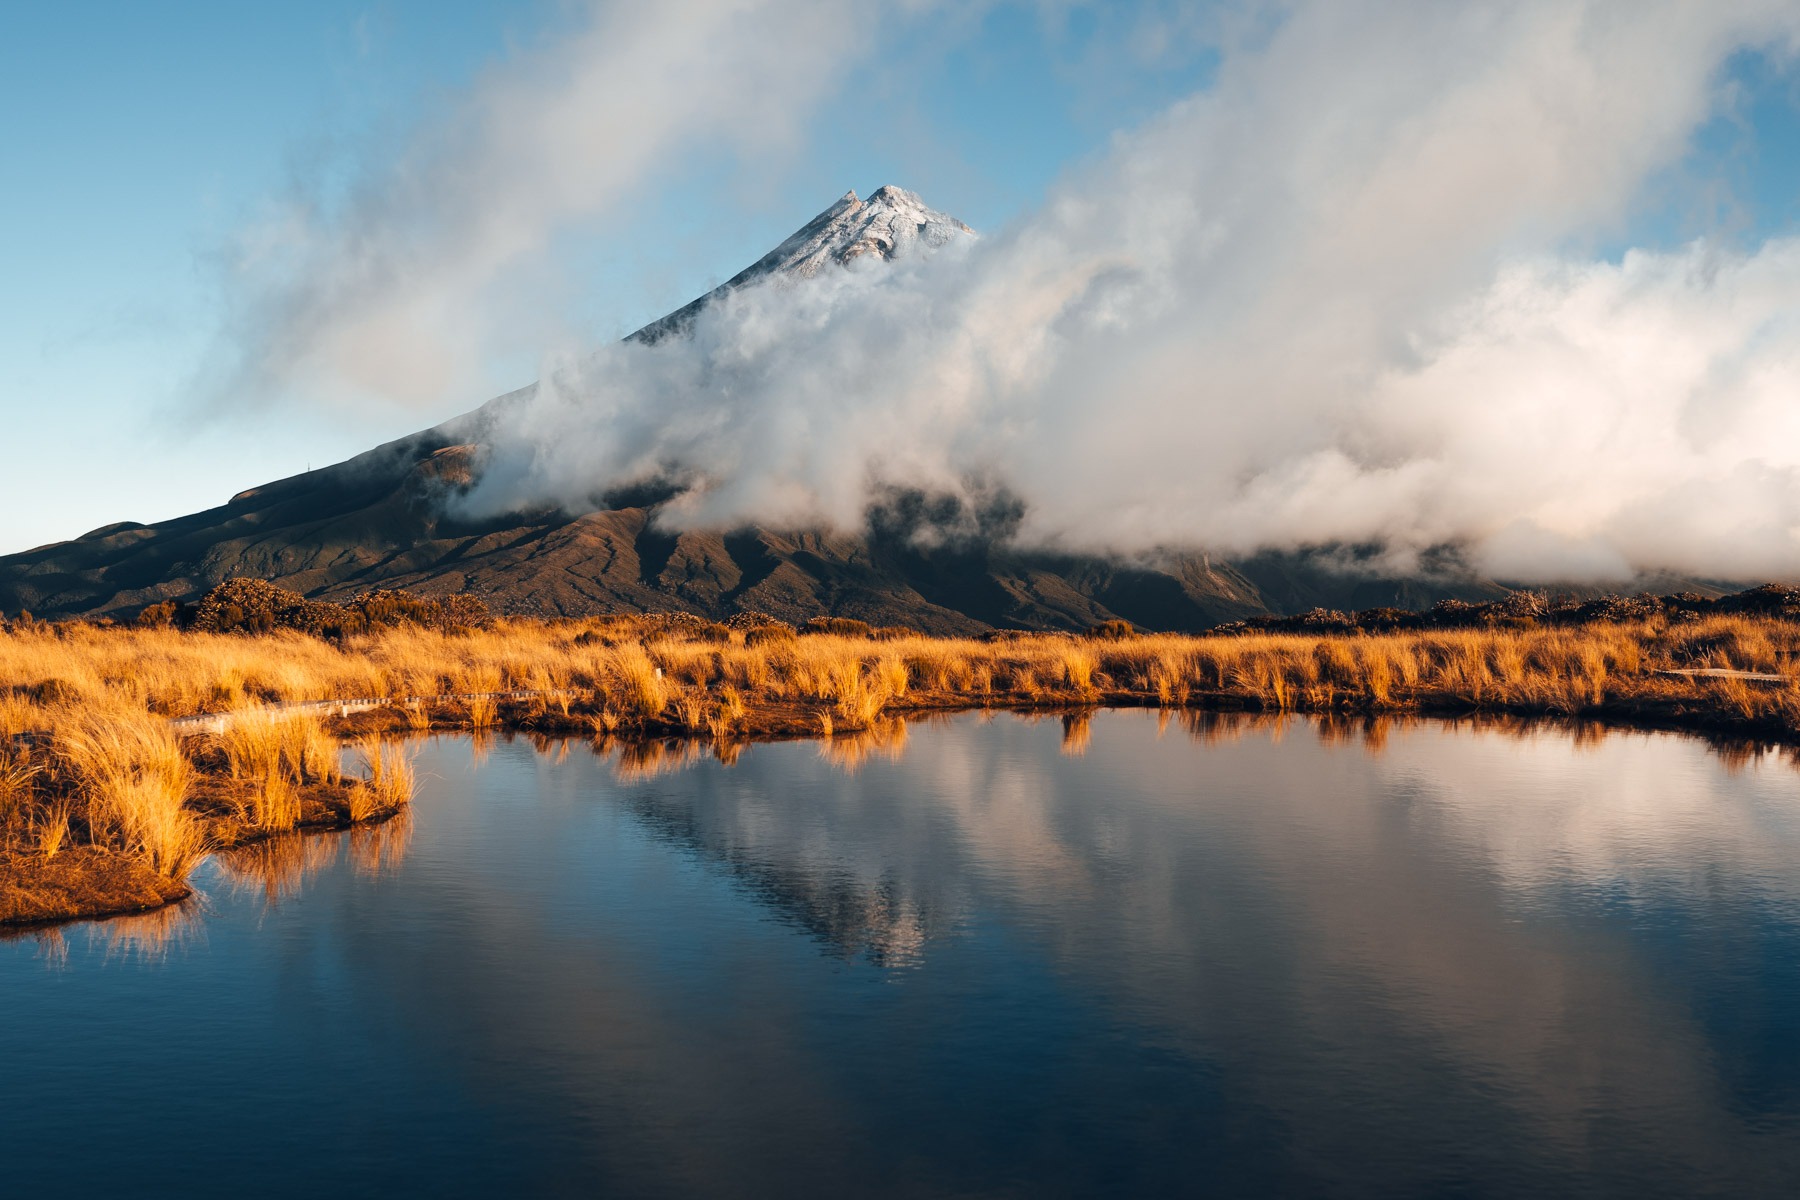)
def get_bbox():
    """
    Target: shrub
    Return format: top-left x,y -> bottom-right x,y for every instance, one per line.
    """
134,601 -> 178,630
1084,620 -> 1136,641
347,588 -> 490,633
190,579 -> 304,634
800,617 -> 872,638
188,578 -> 490,638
